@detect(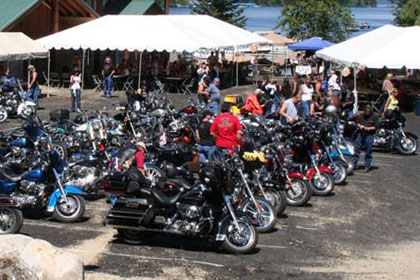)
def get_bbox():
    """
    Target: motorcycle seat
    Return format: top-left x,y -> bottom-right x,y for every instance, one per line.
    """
166,178 -> 192,190
0,130 -> 24,139
150,189 -> 181,206
0,165 -> 29,182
